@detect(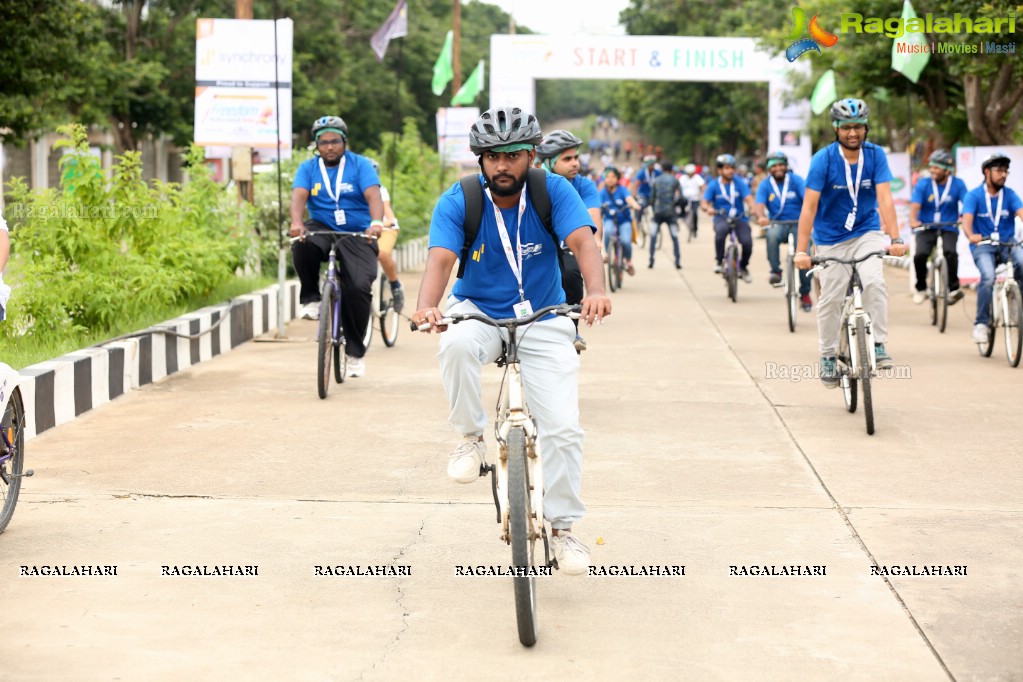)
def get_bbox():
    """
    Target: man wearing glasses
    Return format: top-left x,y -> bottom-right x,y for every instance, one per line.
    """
961,152 -> 1023,344
289,115 -> 384,378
